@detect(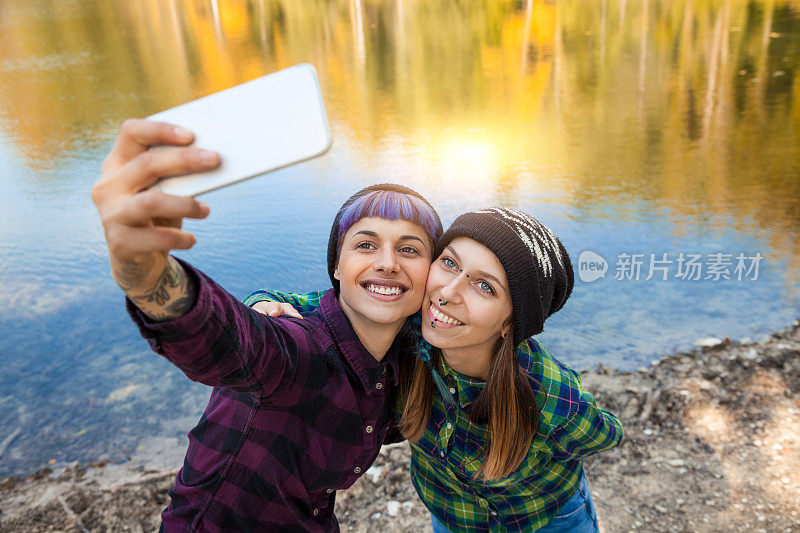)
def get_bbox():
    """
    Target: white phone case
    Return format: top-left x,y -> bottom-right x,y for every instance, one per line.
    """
147,63 -> 332,197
